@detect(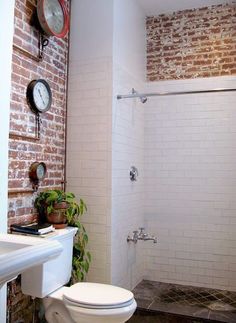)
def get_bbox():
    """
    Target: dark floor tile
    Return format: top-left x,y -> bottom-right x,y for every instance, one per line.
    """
128,311 -> 162,323
135,297 -> 153,309
208,311 -> 236,323
149,300 -> 210,320
128,309 -> 211,323
131,280 -> 236,323
132,280 -> 162,300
